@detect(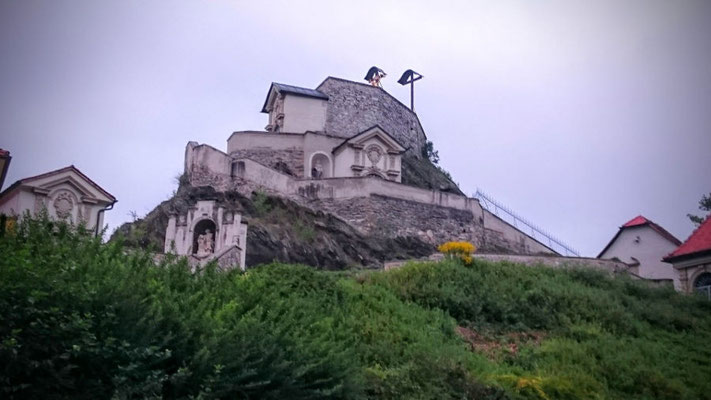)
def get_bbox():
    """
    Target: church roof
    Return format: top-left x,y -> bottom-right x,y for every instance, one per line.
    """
0,165 -> 116,204
260,82 -> 328,113
664,215 -> 711,262
597,215 -> 681,258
